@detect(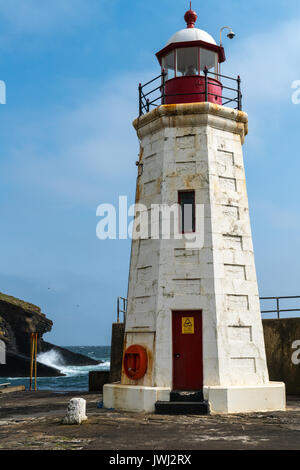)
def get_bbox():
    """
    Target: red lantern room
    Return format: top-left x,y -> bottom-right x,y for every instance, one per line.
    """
138,5 -> 241,116
155,5 -> 225,105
